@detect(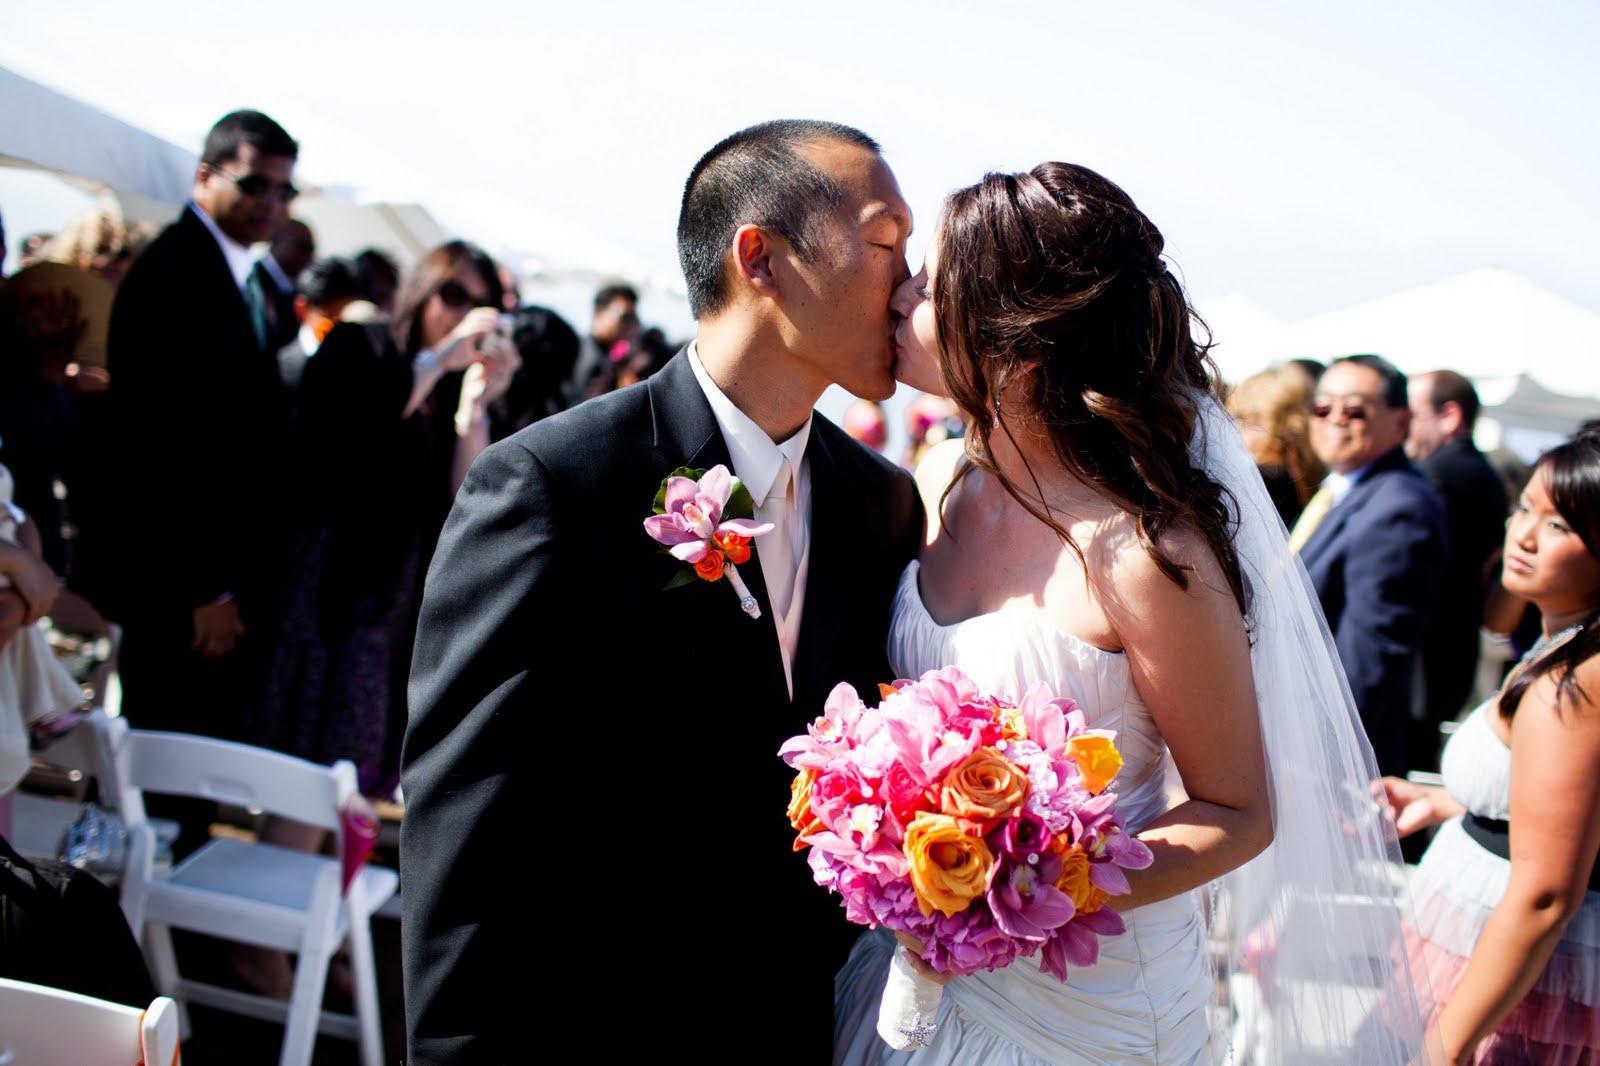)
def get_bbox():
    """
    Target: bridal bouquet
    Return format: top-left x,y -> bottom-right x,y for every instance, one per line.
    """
779,668 -> 1152,1050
